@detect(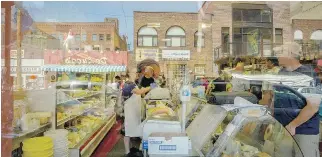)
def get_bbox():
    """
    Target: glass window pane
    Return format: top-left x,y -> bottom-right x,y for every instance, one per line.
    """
106,34 -> 111,41
82,34 -> 87,41
181,38 -> 186,46
99,34 -> 104,41
75,34 -> 80,41
233,9 -> 242,21
172,37 -> 181,47
153,37 -> 158,46
143,36 -> 153,46
92,34 -> 97,41
138,37 -> 143,46
261,10 -> 272,22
